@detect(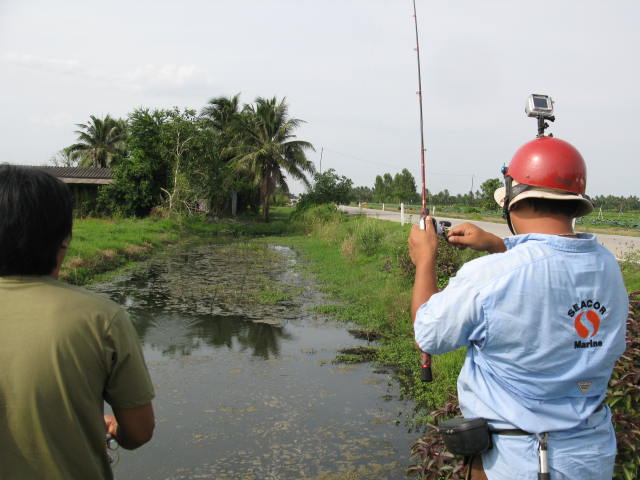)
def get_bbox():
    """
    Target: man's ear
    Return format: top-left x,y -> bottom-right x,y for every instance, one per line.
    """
51,237 -> 71,279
